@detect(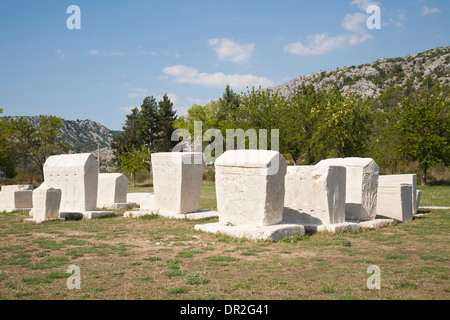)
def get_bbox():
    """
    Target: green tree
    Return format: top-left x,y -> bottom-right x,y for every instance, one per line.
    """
399,82 -> 450,185
137,96 -> 159,151
117,145 -> 151,187
217,85 -> 240,122
155,94 -> 178,152
6,116 -> 70,179
0,109 -> 17,178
